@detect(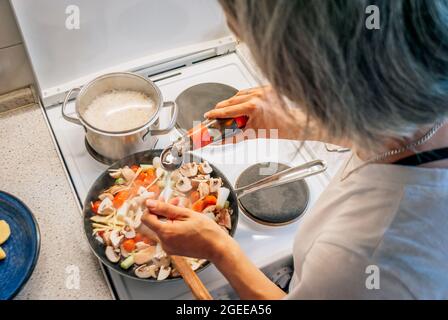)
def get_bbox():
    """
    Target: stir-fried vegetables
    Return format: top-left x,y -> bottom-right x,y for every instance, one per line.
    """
89,157 -> 233,280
